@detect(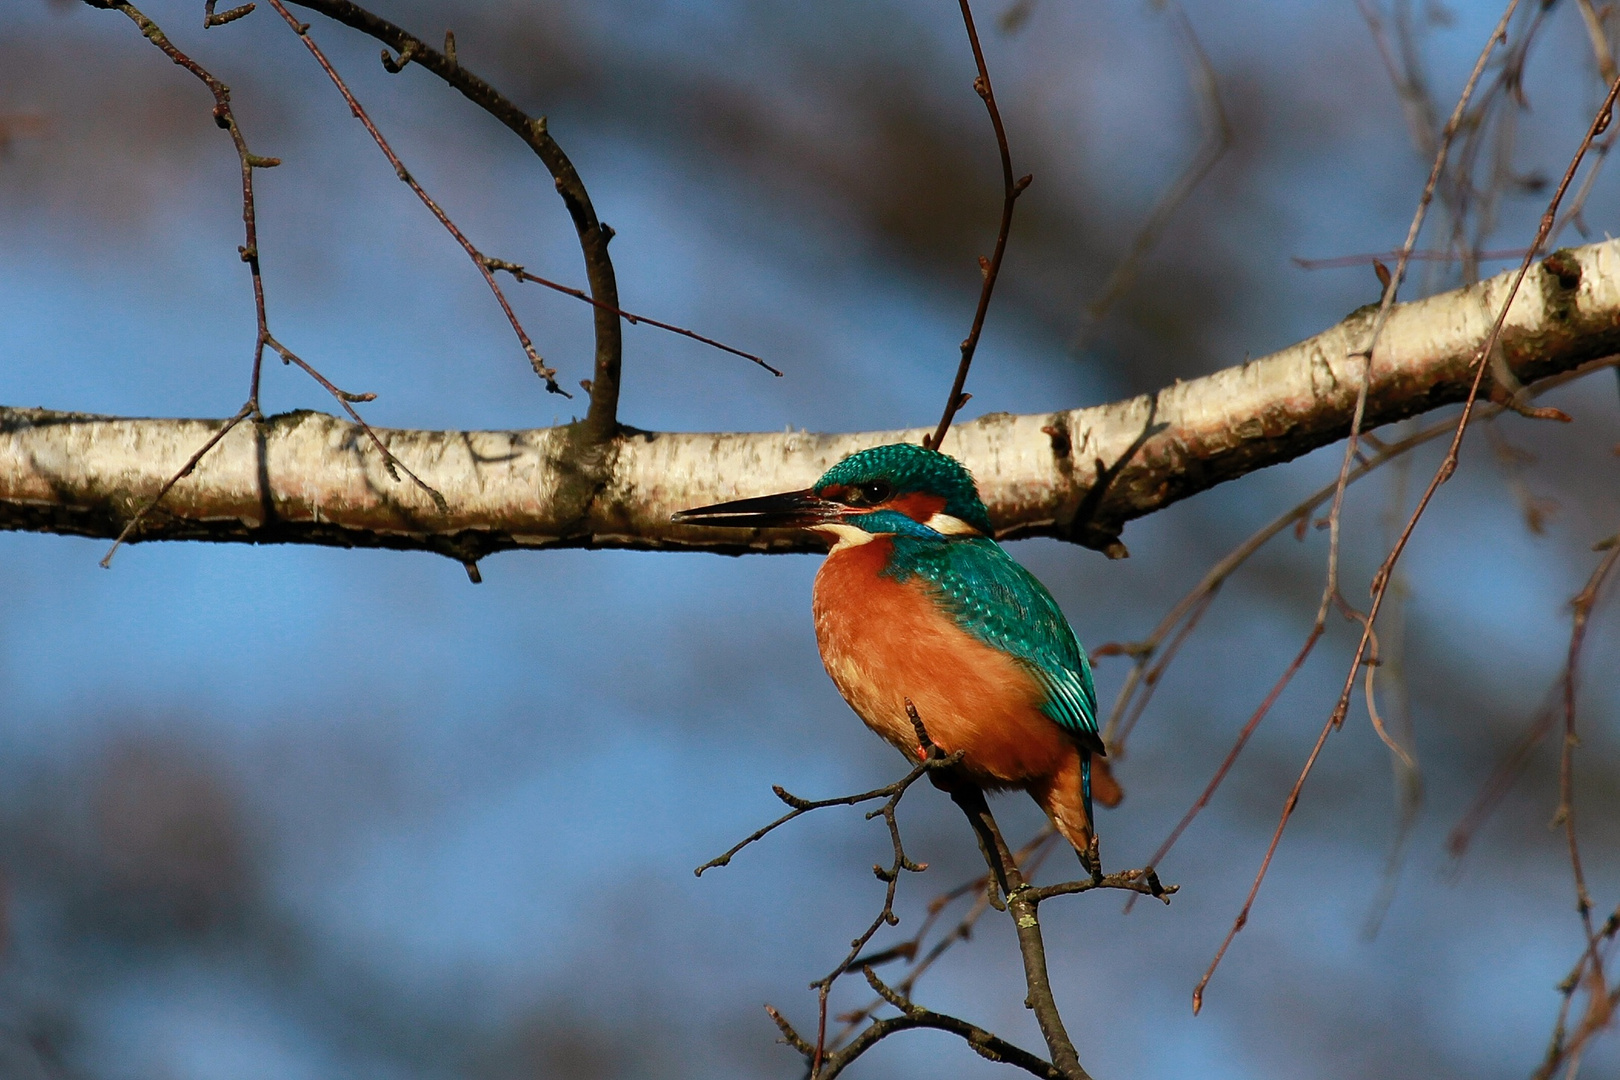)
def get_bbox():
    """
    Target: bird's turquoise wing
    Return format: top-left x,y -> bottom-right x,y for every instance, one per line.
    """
888,536 -> 1102,754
